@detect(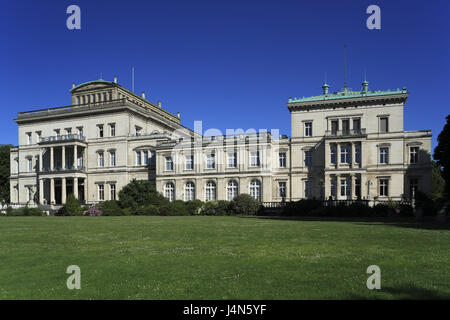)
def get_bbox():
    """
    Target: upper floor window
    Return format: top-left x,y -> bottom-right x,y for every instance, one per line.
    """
342,119 -> 350,135
279,152 -> 287,168
250,151 -> 260,167
227,152 -> 237,168
380,179 -> 389,197
353,118 -> 361,132
110,184 -> 116,200
98,125 -> 104,138
54,129 -> 60,137
206,153 -> 215,169
26,132 -> 32,145
165,156 -> 174,171
27,158 -> 32,172
380,147 -> 389,164
135,126 -> 142,136
410,146 -> 419,164
98,152 -> 104,167
35,131 -> 41,143
355,144 -> 361,164
110,124 -> 116,137
77,127 -> 83,138
110,151 -> 116,167
136,151 -> 141,166
305,180 -> 313,199
304,150 -> 312,167
380,117 -> 389,133
330,145 -> 337,164
143,151 -> 149,165
331,120 -> 339,135
340,145 -> 350,164
185,155 -> 194,170
149,150 -> 156,166
278,181 -> 287,198
304,122 -> 312,137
